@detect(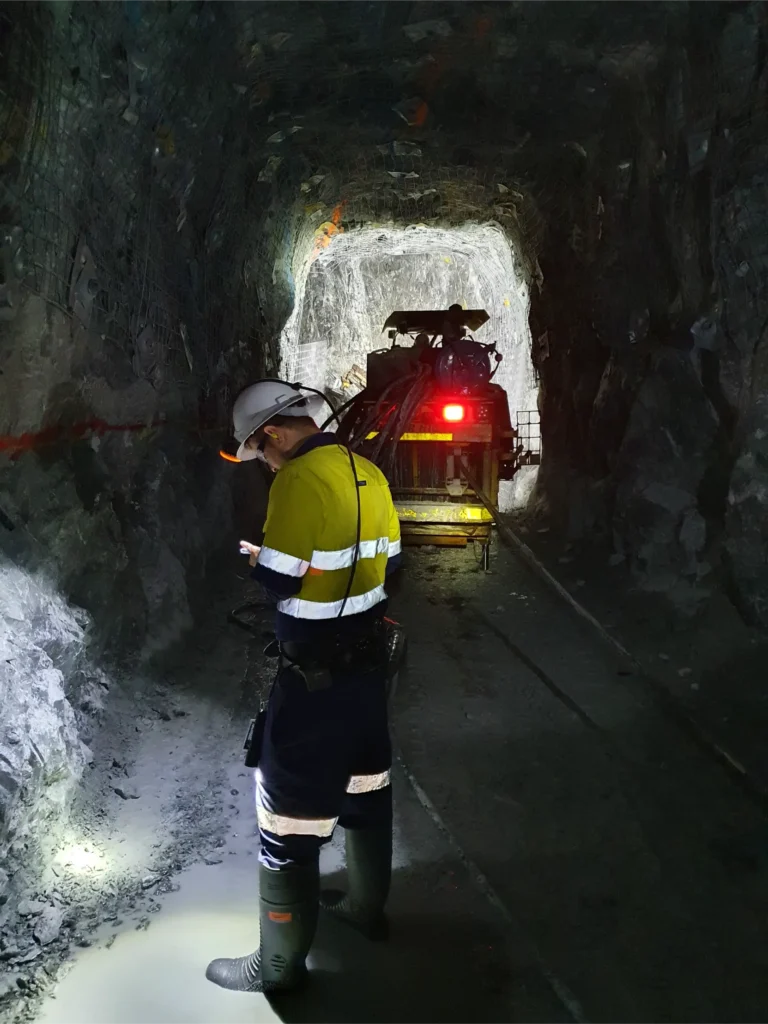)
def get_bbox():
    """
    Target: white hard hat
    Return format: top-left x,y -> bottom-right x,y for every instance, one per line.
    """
232,379 -> 324,461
